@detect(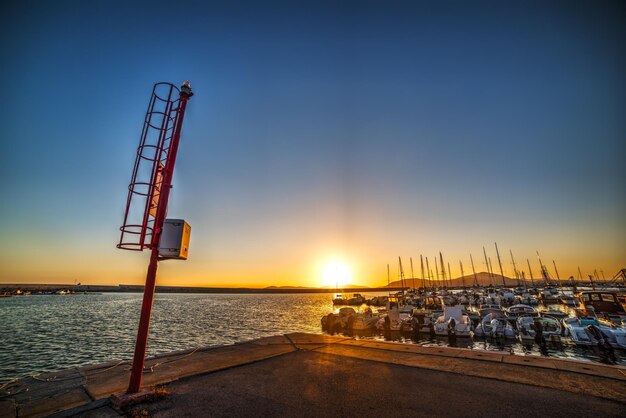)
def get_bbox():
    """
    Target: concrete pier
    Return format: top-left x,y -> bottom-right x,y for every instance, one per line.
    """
1,333 -> 625,417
